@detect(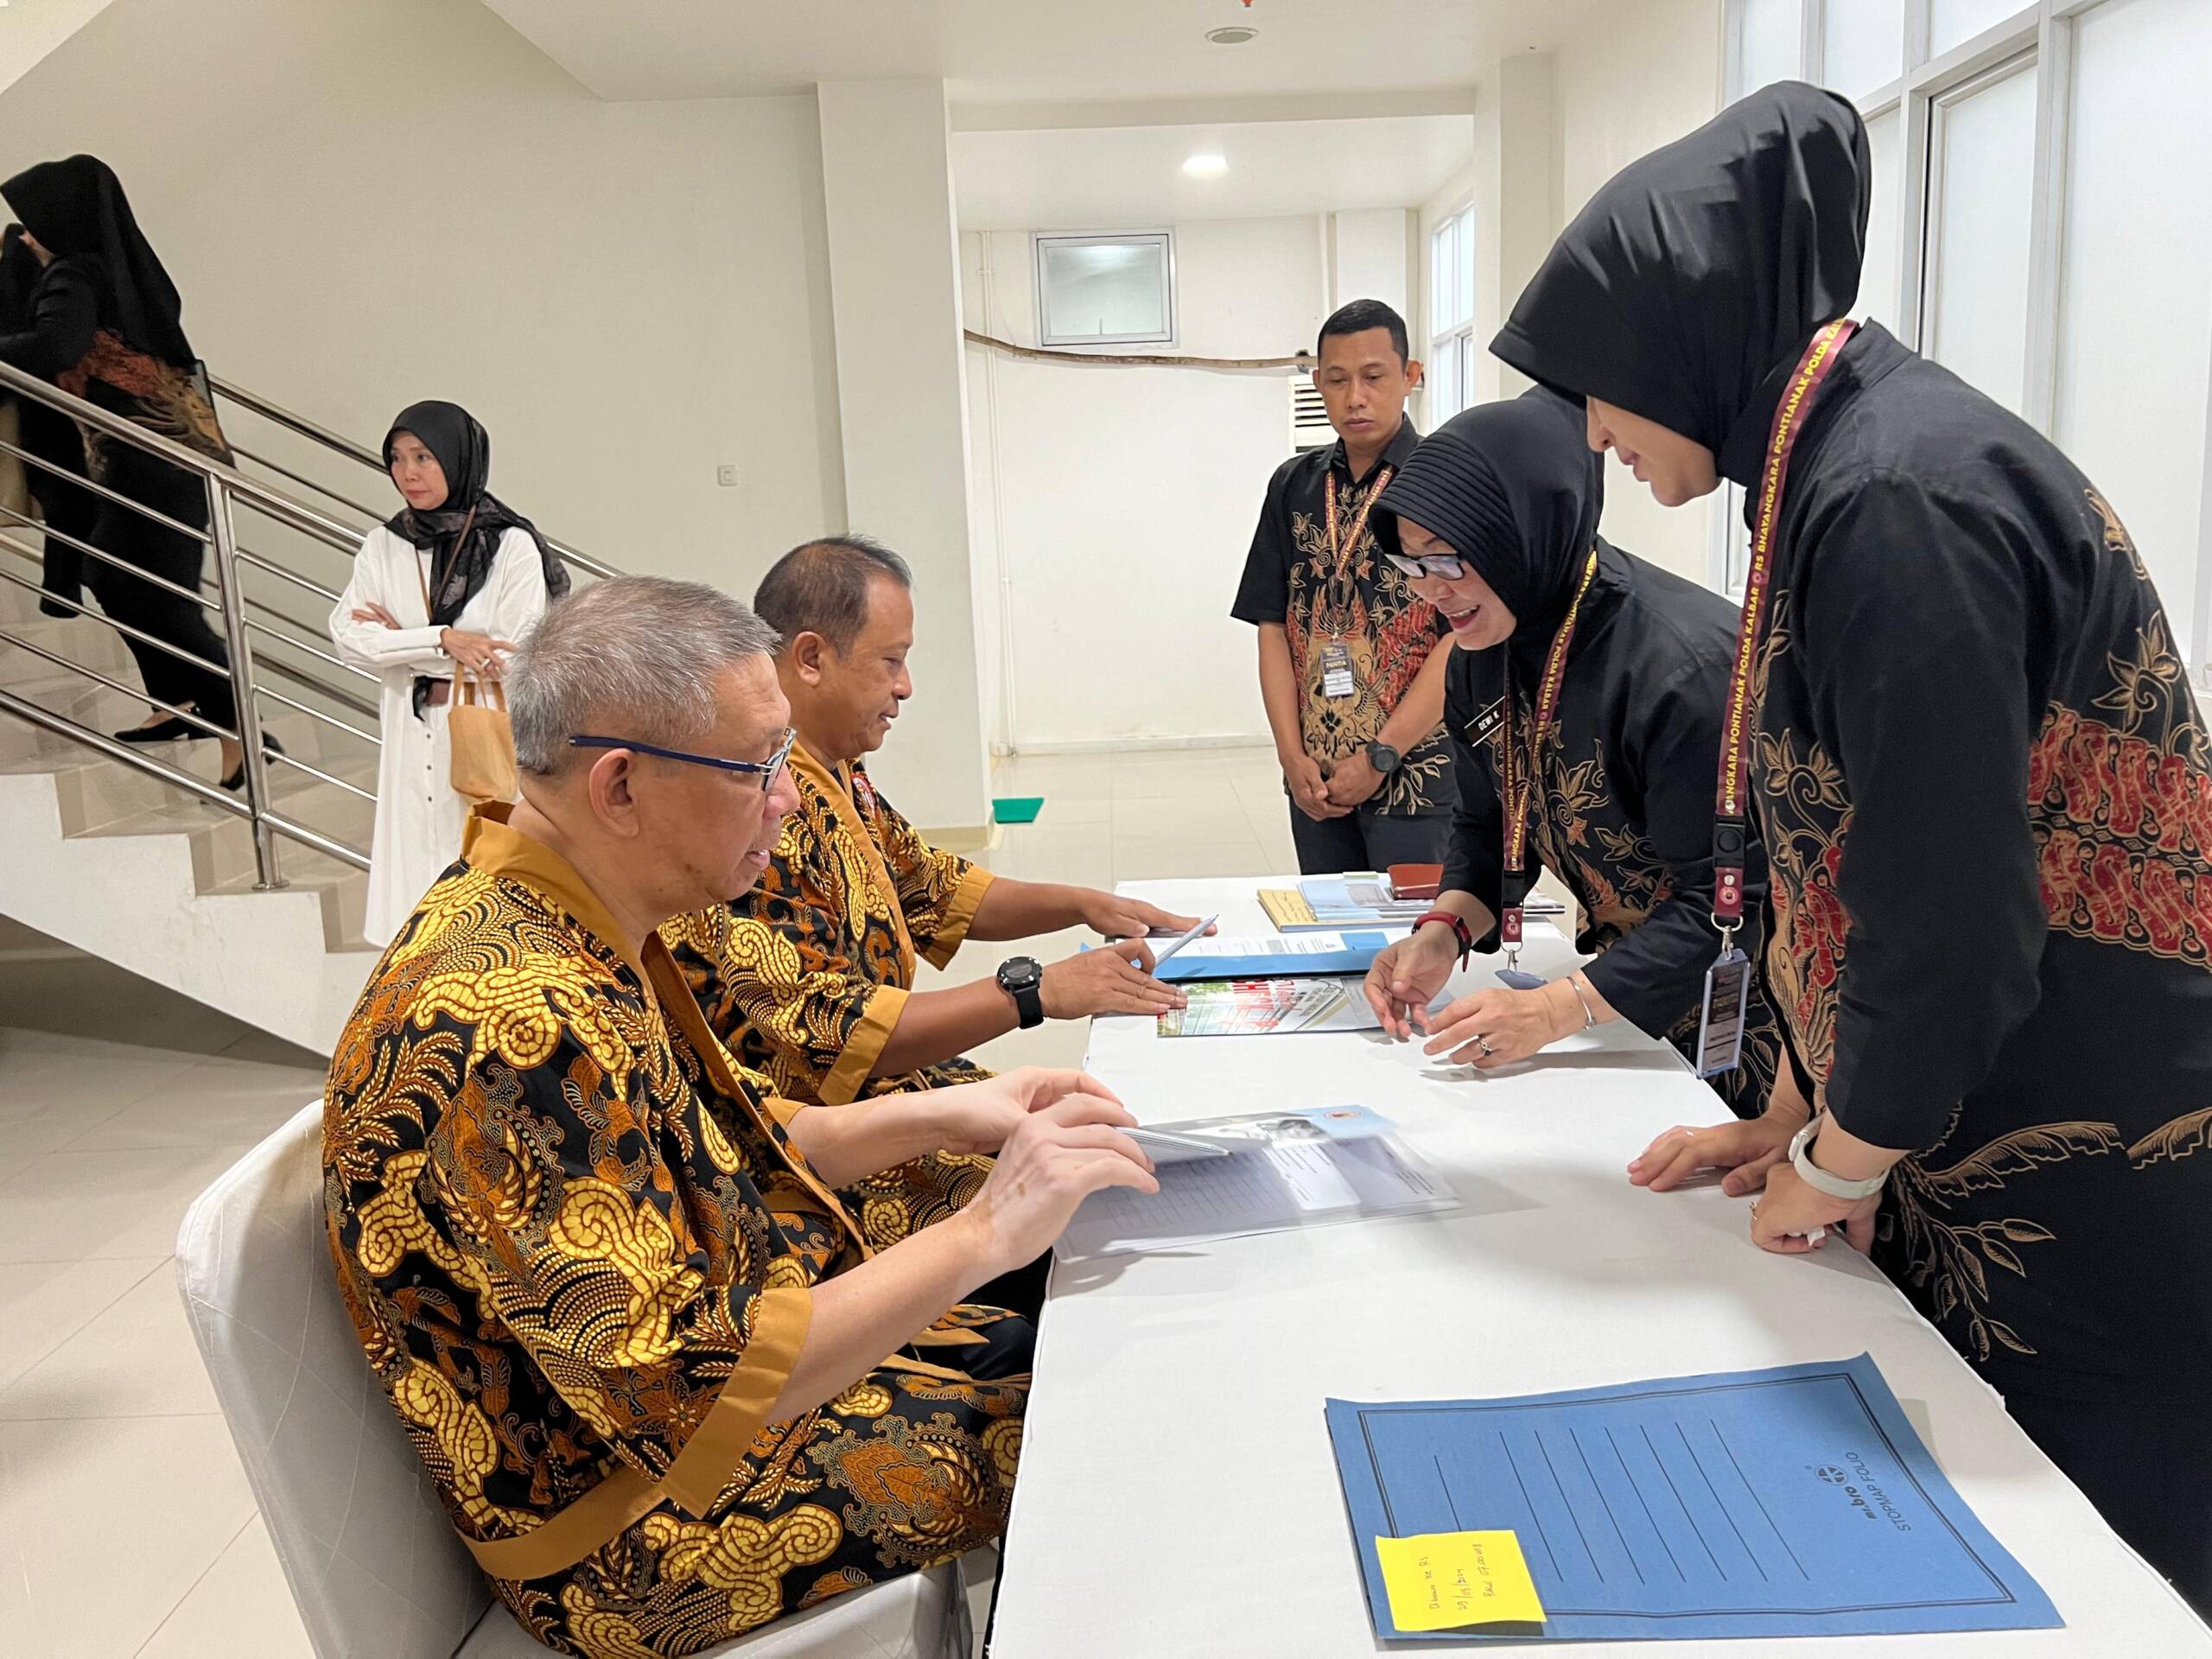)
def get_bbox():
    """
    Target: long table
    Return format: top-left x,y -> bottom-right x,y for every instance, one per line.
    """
988,878 -> 2212,1657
